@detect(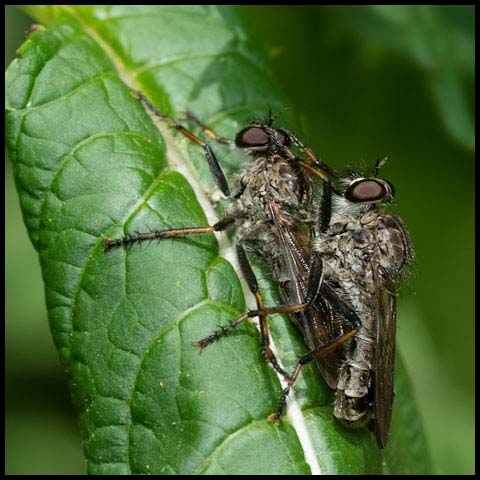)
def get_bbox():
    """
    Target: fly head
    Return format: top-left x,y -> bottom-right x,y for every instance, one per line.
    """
235,124 -> 291,153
